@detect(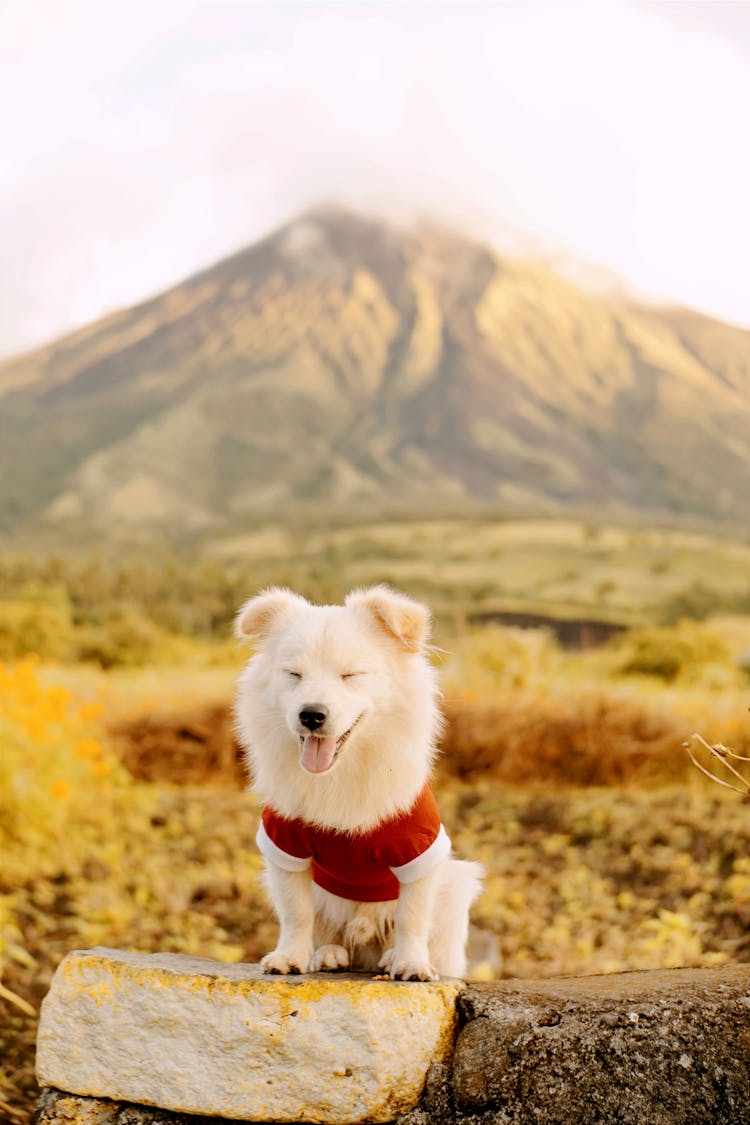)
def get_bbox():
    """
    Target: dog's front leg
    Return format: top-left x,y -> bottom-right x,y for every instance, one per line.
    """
383,866 -> 441,982
261,862 -> 314,974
